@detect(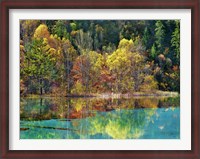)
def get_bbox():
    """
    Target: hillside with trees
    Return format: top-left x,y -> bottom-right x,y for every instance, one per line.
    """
20,20 -> 180,96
